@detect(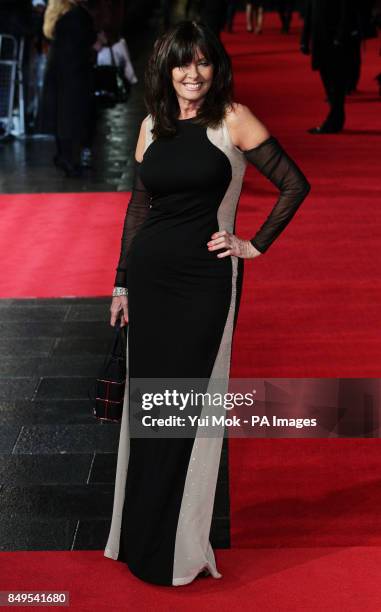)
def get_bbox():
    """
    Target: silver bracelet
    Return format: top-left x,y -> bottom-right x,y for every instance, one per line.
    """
112,286 -> 128,297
